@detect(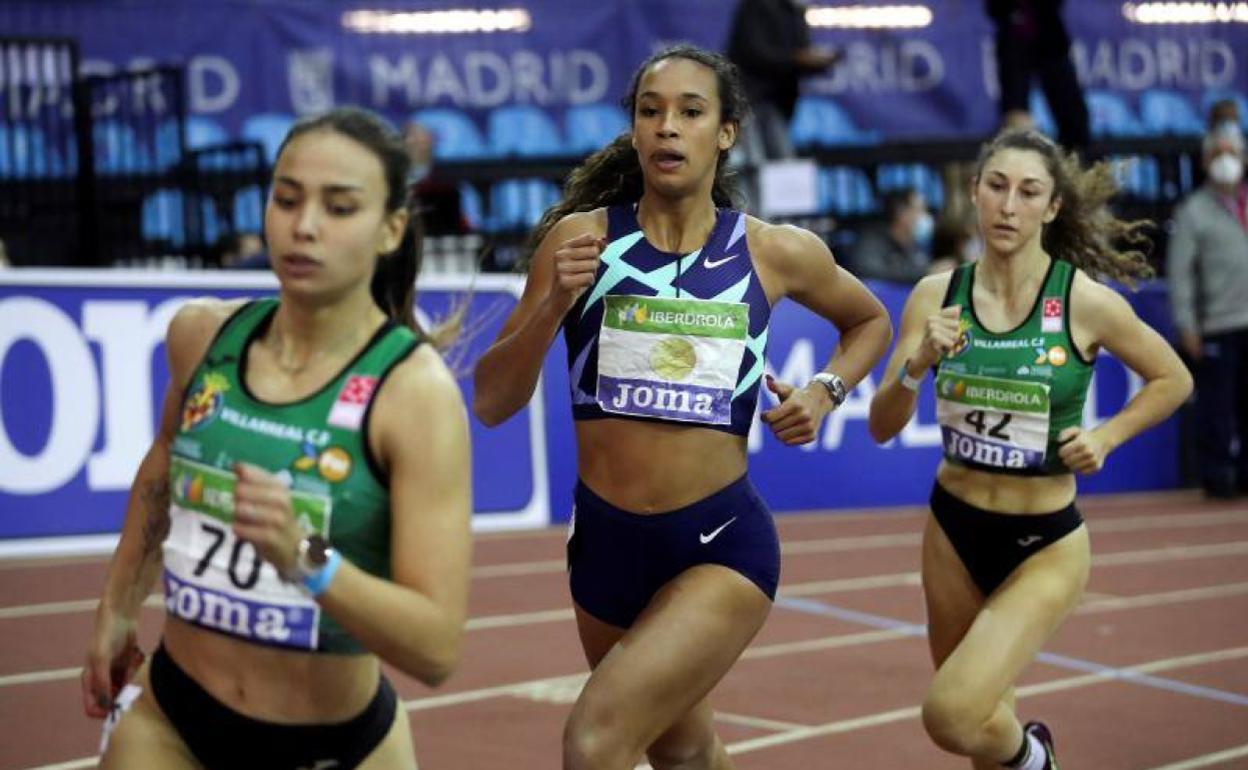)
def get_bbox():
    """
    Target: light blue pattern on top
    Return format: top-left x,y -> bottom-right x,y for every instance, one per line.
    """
734,328 -> 769,399
579,231 -> 701,319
